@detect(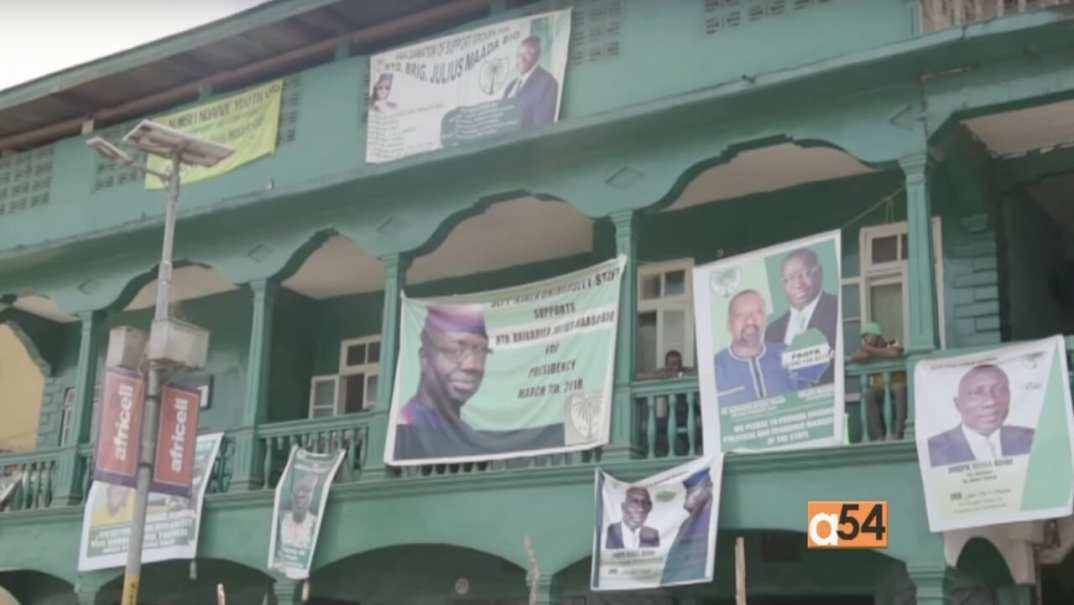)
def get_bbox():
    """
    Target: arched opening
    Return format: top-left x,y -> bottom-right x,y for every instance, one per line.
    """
0,324 -> 46,452
94,558 -> 273,605
310,544 -> 528,605
0,570 -> 73,605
